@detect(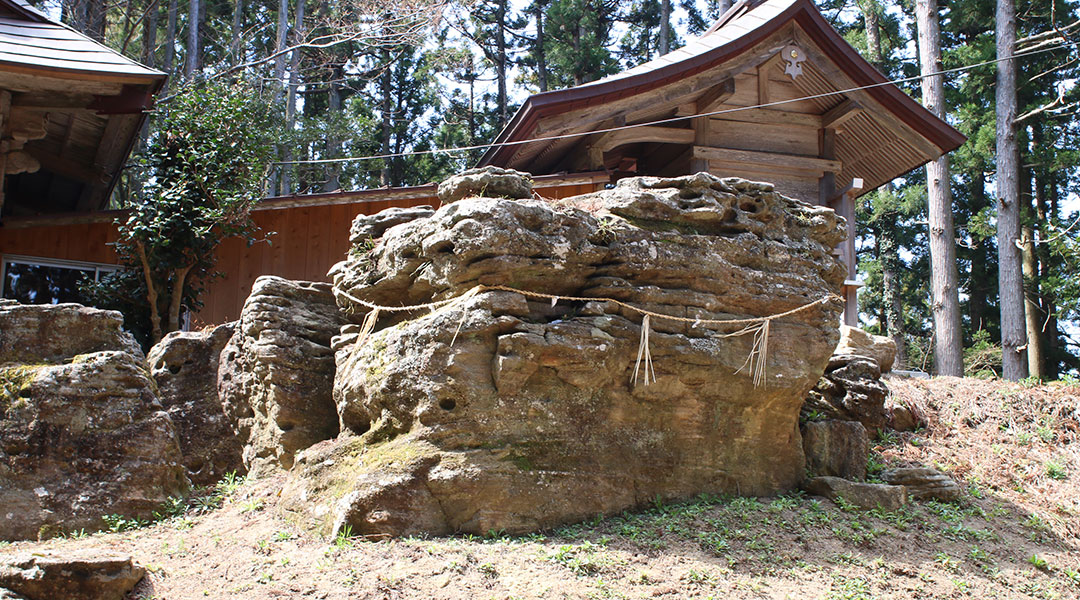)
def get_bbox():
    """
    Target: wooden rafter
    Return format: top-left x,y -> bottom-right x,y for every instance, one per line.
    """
821,98 -> 862,129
